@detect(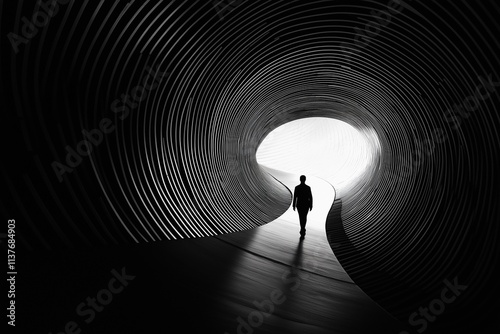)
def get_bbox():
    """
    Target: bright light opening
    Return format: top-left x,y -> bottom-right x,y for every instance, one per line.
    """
256,117 -> 380,195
